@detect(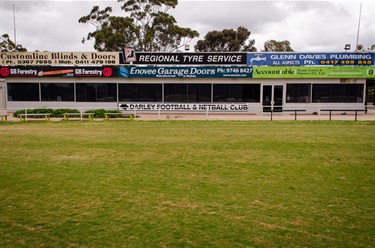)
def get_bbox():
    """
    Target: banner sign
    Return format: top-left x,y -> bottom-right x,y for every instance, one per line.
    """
247,53 -> 375,66
0,66 -> 117,77
126,52 -> 247,65
252,66 -> 375,79
119,103 -> 249,112
0,52 -> 120,66
118,66 -> 253,78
